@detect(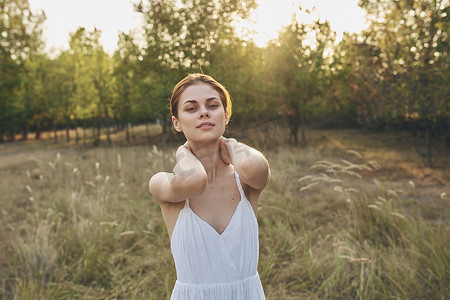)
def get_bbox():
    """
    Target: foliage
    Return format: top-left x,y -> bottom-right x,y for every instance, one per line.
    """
208,40 -> 271,125
136,0 -> 257,70
266,10 -> 335,145
113,31 -> 142,143
355,0 -> 449,129
0,0 -> 448,164
326,0 -> 450,165
0,0 -> 45,141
